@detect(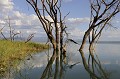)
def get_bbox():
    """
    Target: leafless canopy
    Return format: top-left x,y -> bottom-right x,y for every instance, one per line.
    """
80,0 -> 120,50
